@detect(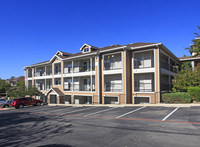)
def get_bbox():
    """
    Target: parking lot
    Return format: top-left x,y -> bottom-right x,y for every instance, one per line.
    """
1,105 -> 200,147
